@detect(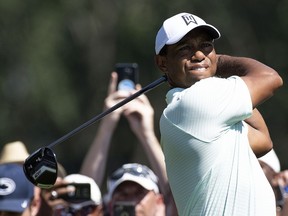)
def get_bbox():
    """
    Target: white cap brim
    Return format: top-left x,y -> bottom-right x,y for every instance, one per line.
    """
108,172 -> 159,199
